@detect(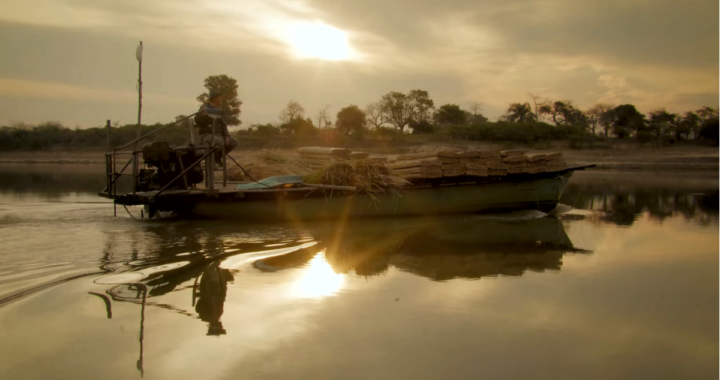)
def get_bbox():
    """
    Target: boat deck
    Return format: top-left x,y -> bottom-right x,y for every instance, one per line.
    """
101,164 -> 595,208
